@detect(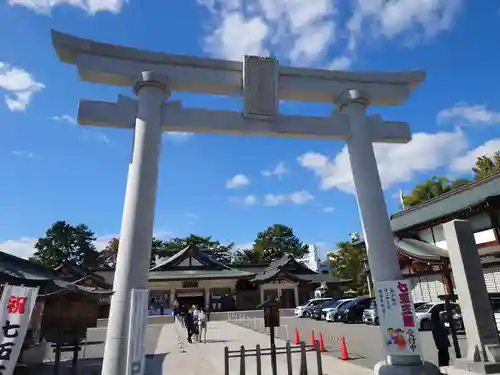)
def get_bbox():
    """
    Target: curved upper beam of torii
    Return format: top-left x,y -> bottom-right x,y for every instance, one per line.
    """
50,29 -> 424,106
51,30 -> 424,143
